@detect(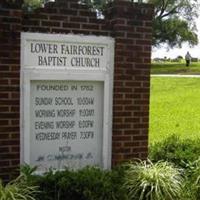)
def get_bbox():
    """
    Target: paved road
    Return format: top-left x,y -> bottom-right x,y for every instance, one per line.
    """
151,74 -> 200,78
